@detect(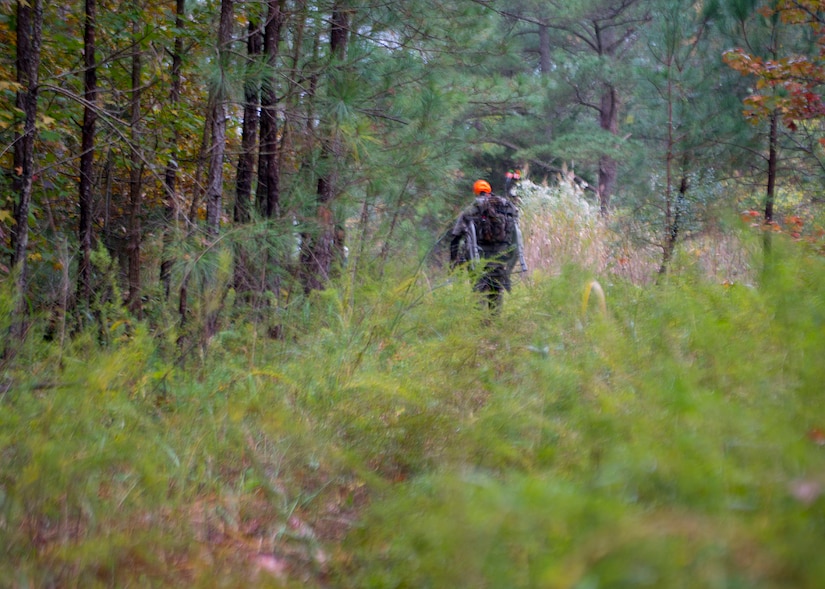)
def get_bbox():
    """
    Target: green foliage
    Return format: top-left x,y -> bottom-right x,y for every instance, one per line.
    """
344,472 -> 789,589
6,0 -> 825,585
3,237 -> 825,586
336,240 -> 825,588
